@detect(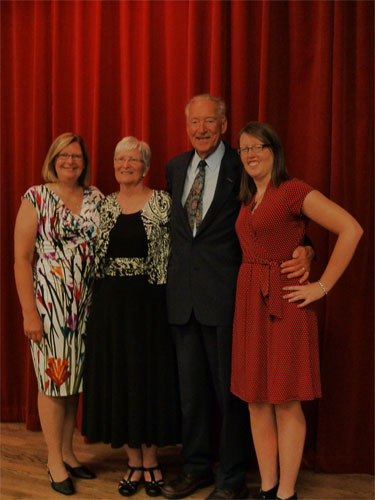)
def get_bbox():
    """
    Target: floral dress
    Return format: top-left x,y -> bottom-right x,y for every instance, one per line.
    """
24,184 -> 103,396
